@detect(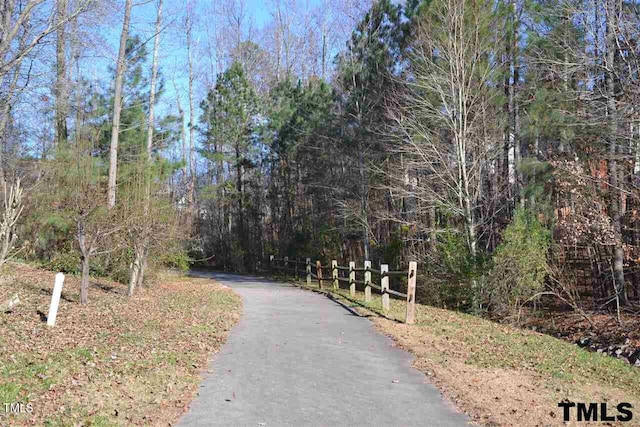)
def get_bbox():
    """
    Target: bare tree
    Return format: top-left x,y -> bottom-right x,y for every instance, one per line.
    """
107,0 -> 133,209
129,0 -> 163,295
389,0 -> 501,259
55,0 -> 68,145
186,2 -> 196,211
0,179 -> 23,268
605,0 -> 627,305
